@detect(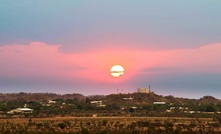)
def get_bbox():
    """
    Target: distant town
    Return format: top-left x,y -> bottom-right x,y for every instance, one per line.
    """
1,87 -> 221,118
1,88 -> 221,133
